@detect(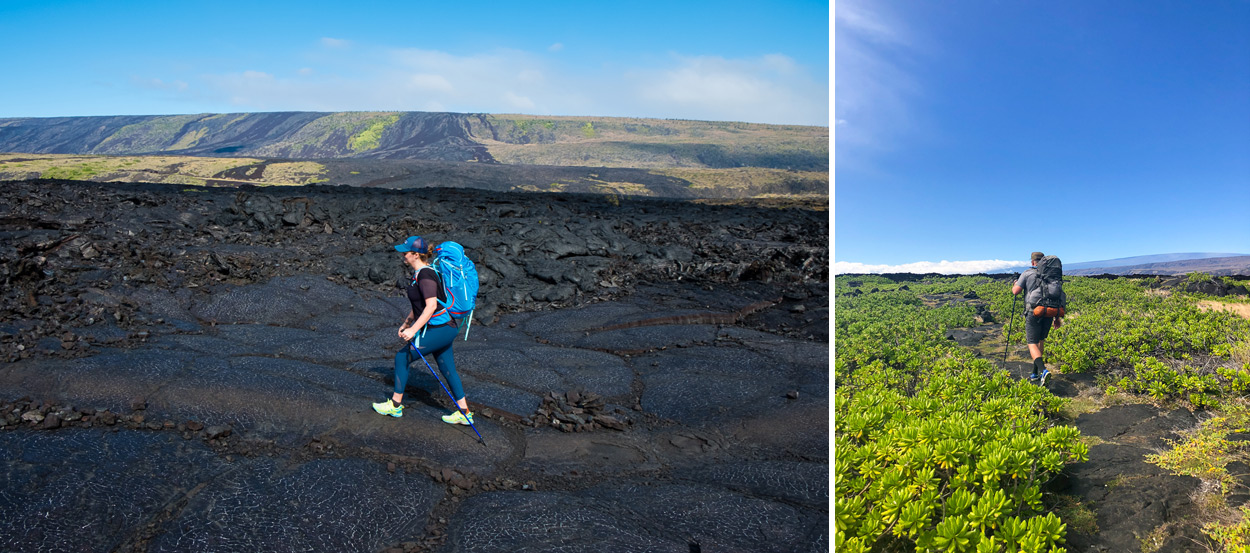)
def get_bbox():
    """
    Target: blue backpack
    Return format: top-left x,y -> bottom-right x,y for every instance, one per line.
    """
432,241 -> 479,339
